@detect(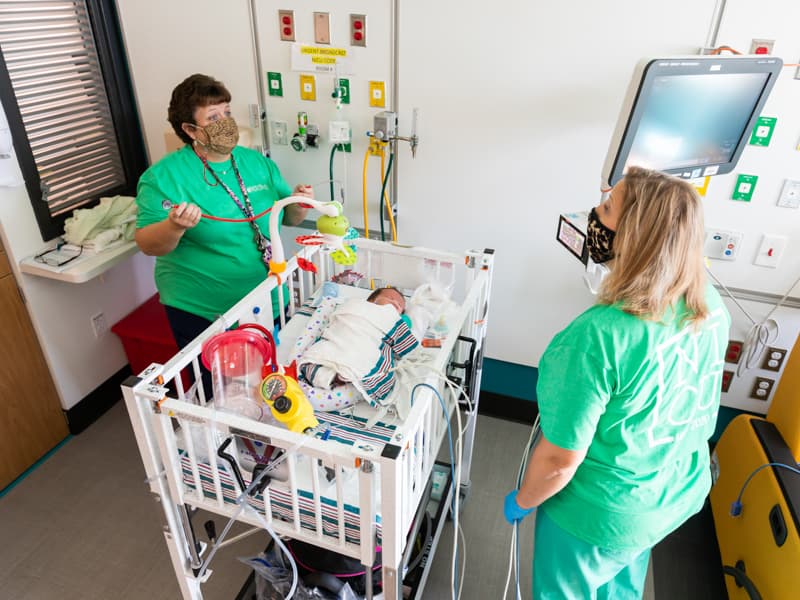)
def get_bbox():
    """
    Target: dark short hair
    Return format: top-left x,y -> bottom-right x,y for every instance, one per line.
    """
367,286 -> 403,303
167,74 -> 232,144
